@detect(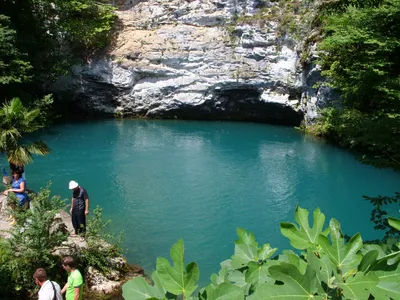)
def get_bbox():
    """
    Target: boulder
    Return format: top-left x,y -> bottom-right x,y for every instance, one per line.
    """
86,267 -> 122,294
